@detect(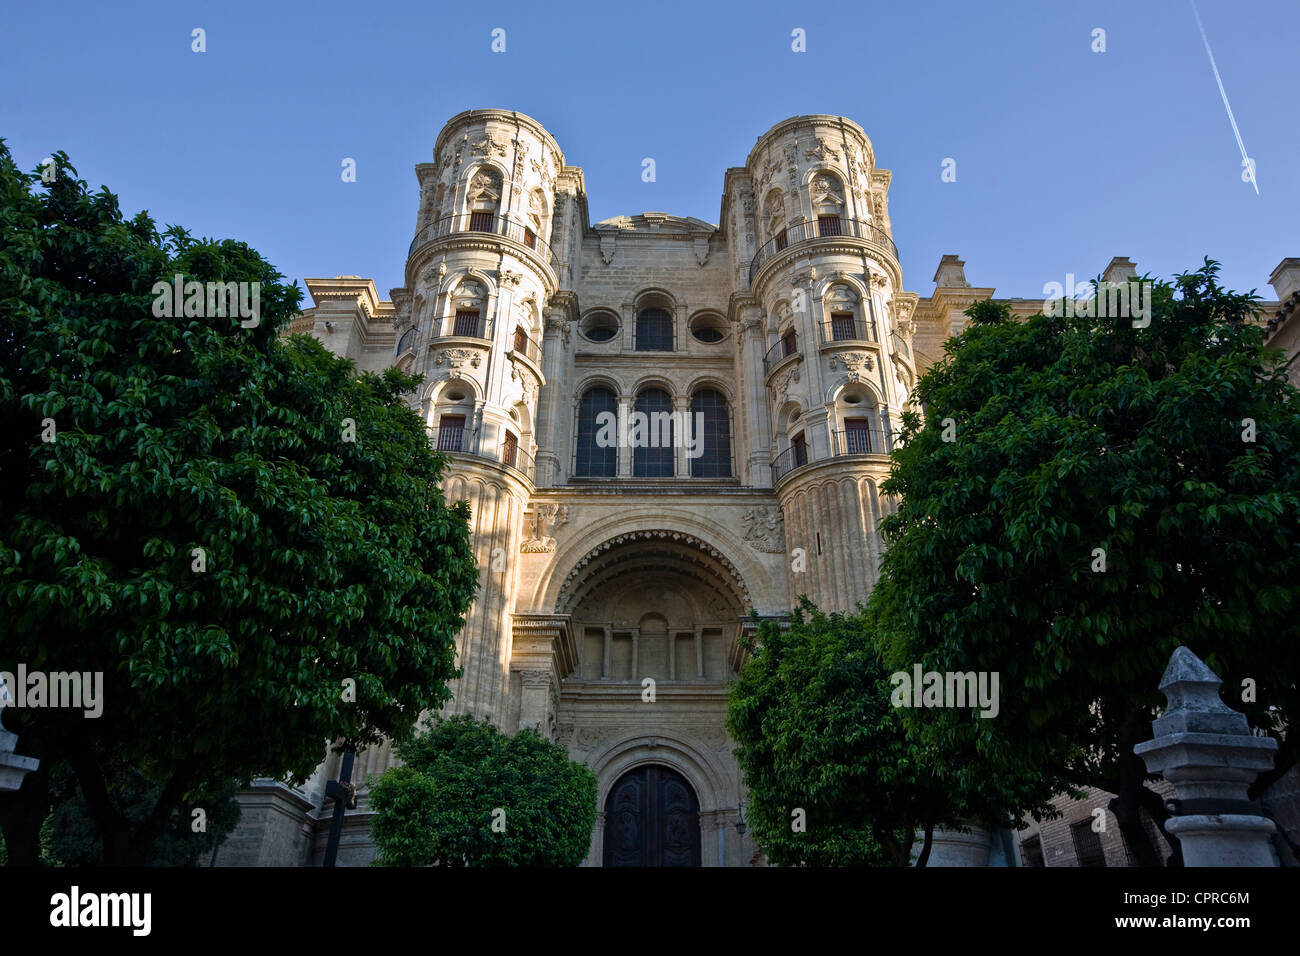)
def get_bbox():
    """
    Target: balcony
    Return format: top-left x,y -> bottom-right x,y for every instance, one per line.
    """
429,427 -> 536,482
408,213 -> 554,268
763,332 -> 800,376
771,428 -> 889,484
395,326 -> 418,357
820,315 -> 878,345
508,327 -> 543,366
748,217 -> 898,286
